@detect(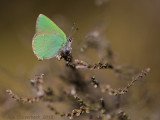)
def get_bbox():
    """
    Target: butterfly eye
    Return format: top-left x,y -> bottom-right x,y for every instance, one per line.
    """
68,38 -> 72,42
